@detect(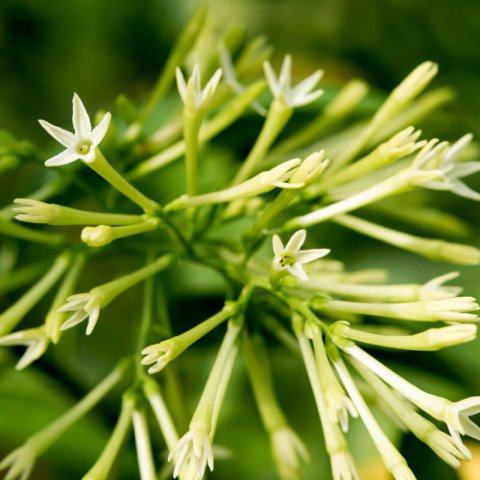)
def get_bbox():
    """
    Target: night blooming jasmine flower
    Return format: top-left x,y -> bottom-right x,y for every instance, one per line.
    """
264,55 -> 323,107
166,158 -> 303,210
271,229 -> 330,282
4,11 -> 480,480
419,134 -> 480,200
39,93 -> 111,166
270,427 -> 309,480
0,327 -> 49,370
341,343 -> 480,455
176,64 -> 223,113
59,255 -> 172,335
58,292 -> 102,335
